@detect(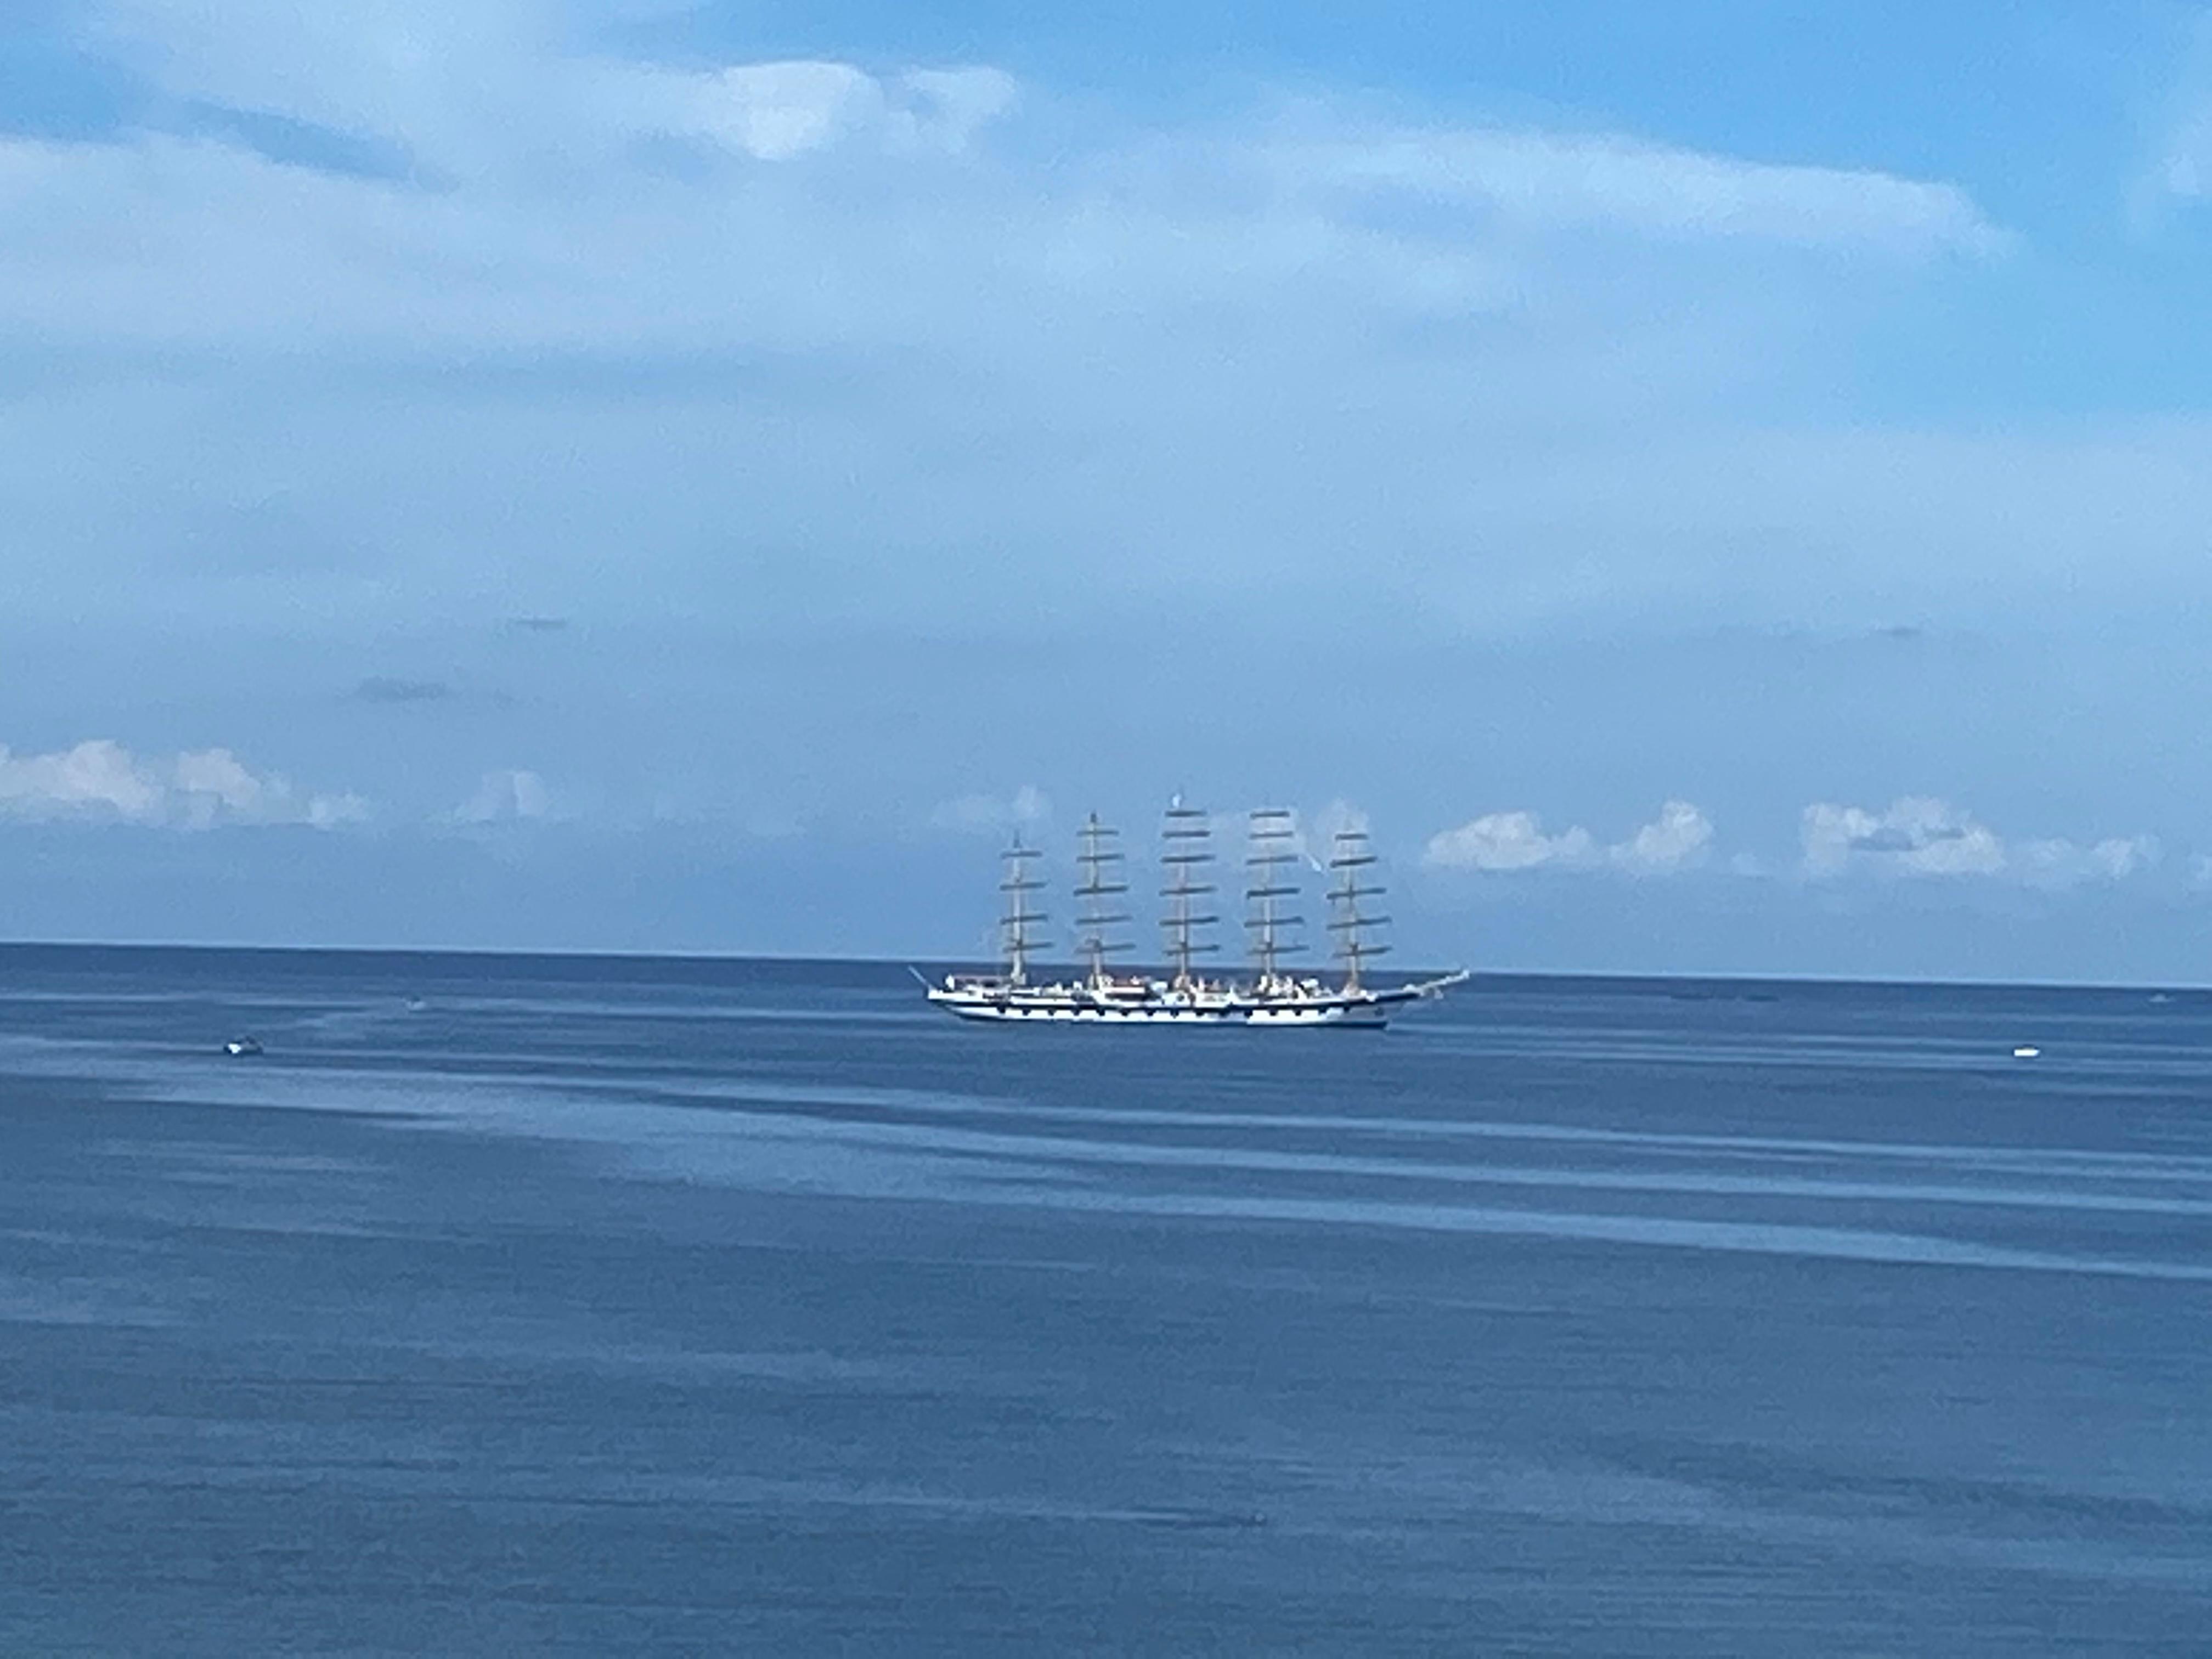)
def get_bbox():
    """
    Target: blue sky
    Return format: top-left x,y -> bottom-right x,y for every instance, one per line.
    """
5,0 -> 2212,979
